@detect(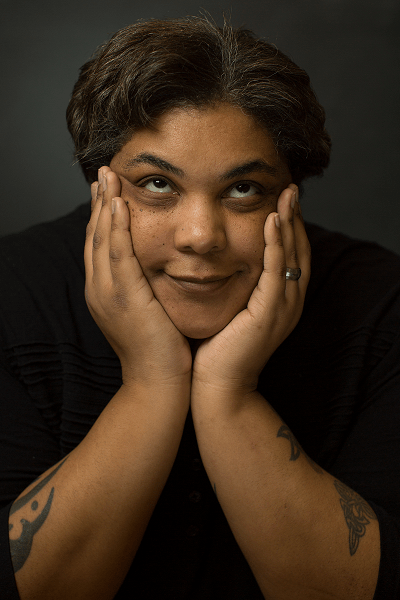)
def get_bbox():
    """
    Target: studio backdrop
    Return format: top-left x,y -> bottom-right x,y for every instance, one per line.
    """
1,0 -> 399,253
